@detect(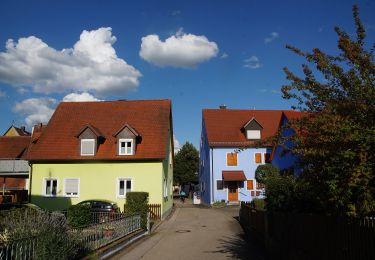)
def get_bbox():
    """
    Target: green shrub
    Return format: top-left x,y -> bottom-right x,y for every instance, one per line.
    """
67,204 -> 91,228
0,208 -> 89,259
252,198 -> 265,211
124,192 -> 149,229
255,163 -> 279,184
